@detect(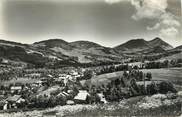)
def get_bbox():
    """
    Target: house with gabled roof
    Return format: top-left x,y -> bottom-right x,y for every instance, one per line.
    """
6,95 -> 25,109
74,90 -> 90,104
